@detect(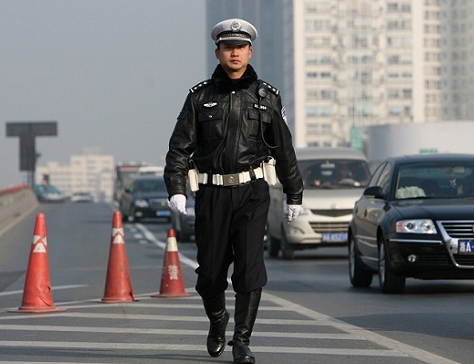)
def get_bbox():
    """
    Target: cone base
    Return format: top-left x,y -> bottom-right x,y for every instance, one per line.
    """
9,306 -> 67,313
151,292 -> 193,298
101,296 -> 137,303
